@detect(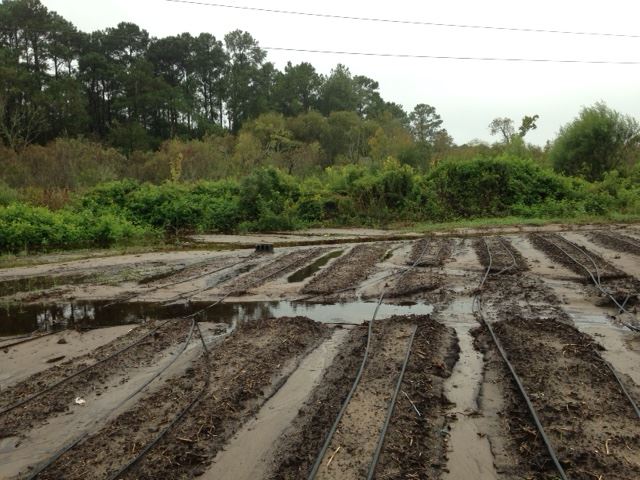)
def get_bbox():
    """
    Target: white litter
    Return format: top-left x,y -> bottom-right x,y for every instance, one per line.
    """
74,397 -> 86,406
